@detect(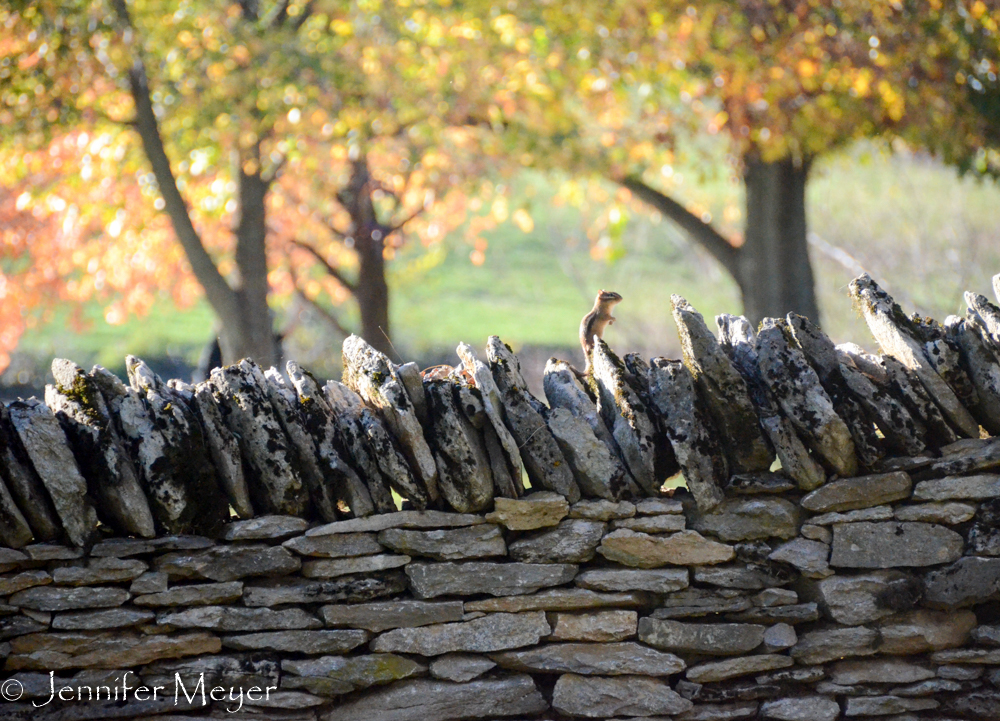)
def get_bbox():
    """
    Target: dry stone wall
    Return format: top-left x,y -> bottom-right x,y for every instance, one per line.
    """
4,273 -> 1000,718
